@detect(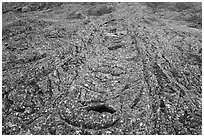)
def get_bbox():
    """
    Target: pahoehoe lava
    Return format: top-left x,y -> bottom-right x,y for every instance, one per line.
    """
2,2 -> 202,135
